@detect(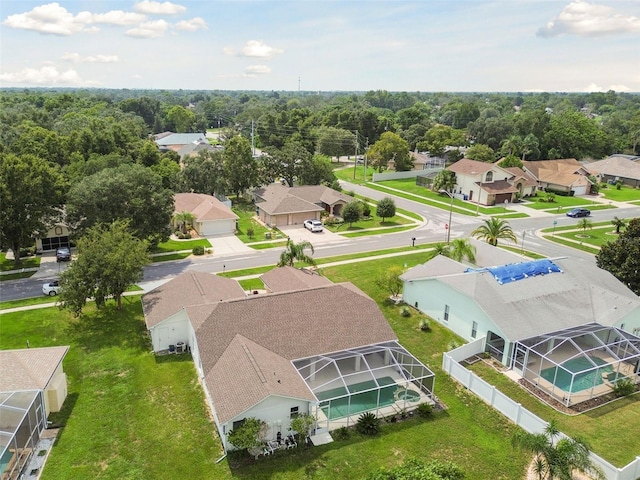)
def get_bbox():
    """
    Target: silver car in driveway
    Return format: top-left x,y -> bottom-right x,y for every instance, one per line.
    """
303,219 -> 323,232
42,280 -> 61,296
